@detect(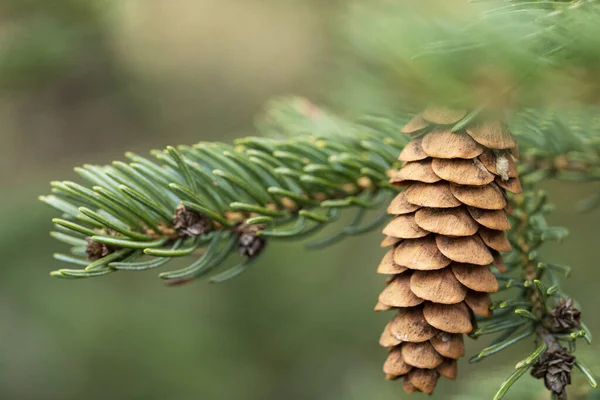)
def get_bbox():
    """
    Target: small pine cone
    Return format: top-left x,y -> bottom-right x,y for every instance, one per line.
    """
547,298 -> 581,333
238,231 -> 266,258
86,229 -> 118,260
531,346 -> 575,399
86,237 -> 114,260
377,107 -> 521,394
172,205 -> 212,237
